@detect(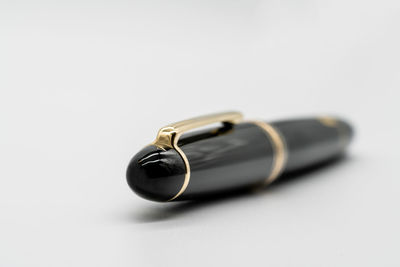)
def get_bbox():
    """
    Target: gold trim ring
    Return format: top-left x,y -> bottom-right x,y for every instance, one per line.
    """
250,121 -> 288,185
